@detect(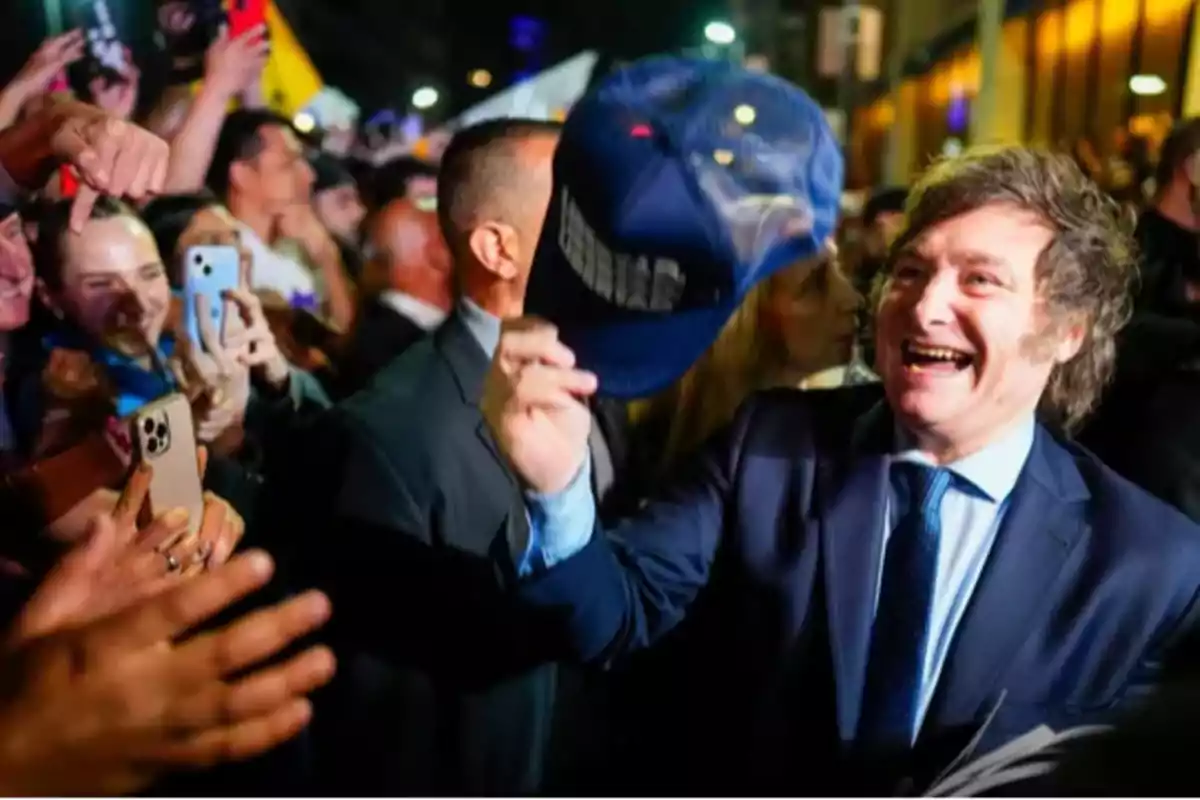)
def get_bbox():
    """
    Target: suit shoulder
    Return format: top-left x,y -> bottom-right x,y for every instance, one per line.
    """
735,384 -> 884,442
338,341 -> 461,433
1065,437 -> 1200,563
